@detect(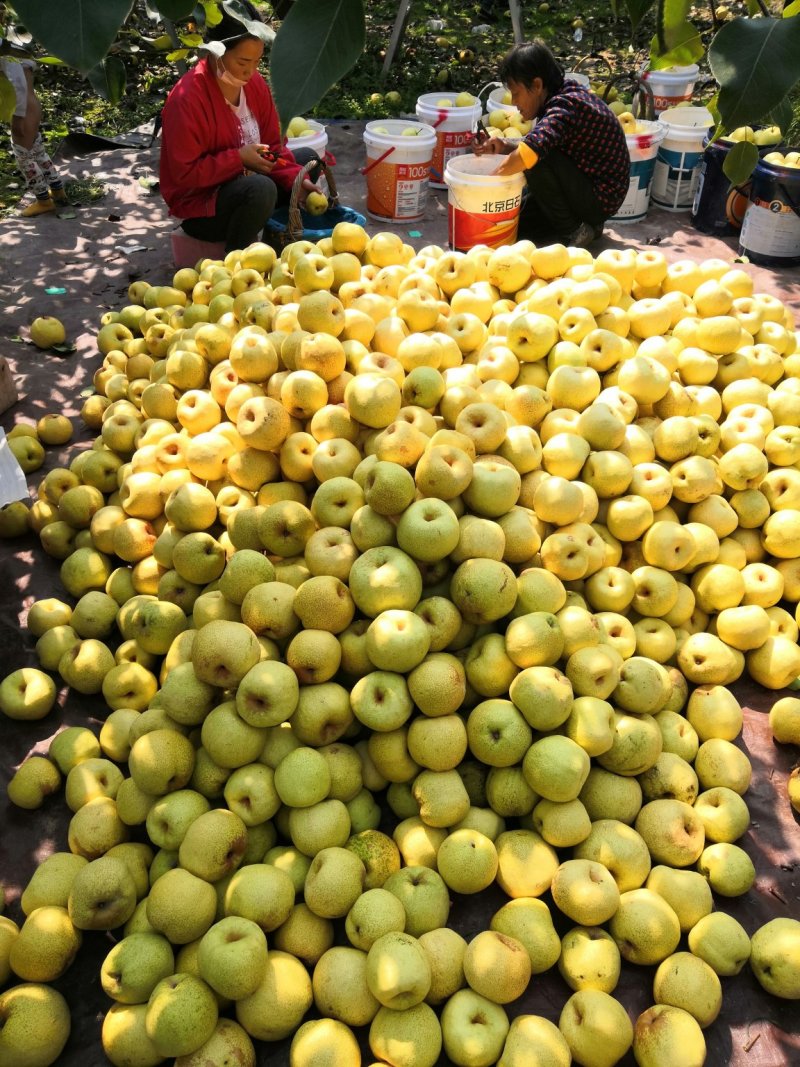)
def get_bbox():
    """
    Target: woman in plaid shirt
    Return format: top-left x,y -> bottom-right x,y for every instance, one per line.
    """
475,41 -> 630,247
